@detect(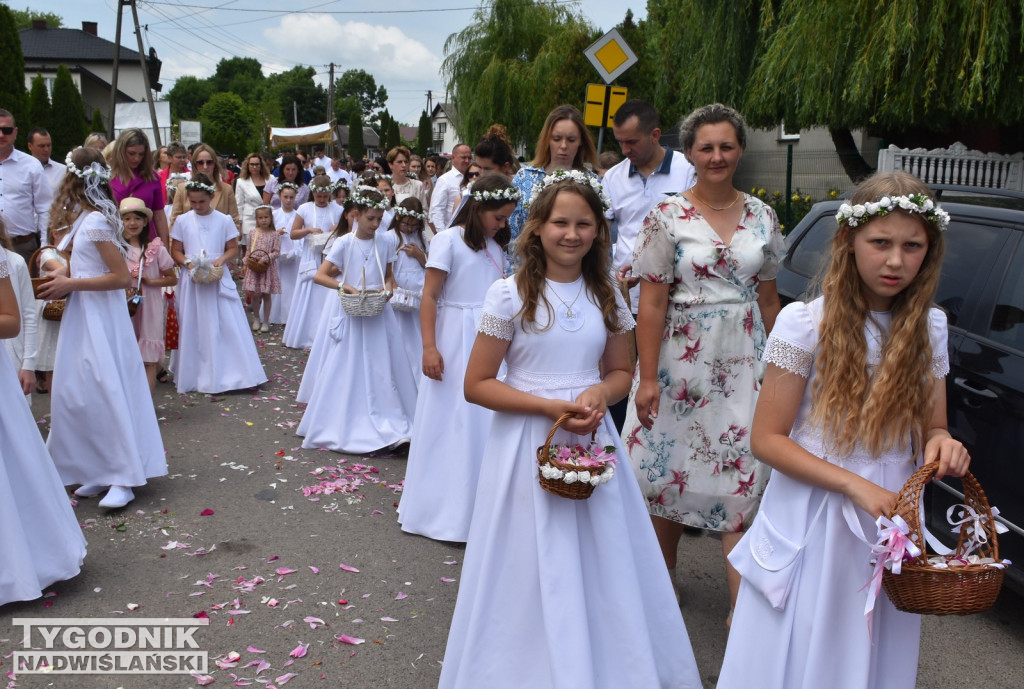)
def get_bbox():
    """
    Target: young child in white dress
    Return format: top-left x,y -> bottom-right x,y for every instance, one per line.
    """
39,147 -> 167,509
386,197 -> 428,384
168,174 -> 267,394
717,172 -> 971,689
398,173 -> 517,542
283,175 -> 341,349
296,187 -> 418,453
0,249 -> 87,605
439,173 -> 701,689
269,183 -> 300,325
